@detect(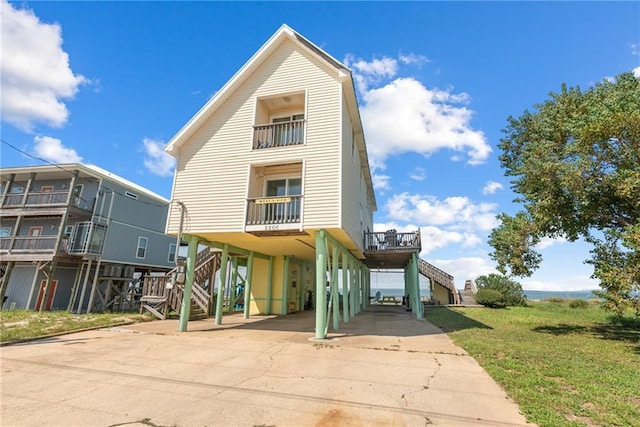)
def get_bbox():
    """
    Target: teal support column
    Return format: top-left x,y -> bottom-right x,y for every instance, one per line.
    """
354,264 -> 361,314
178,234 -> 199,332
215,244 -> 229,325
349,264 -> 356,318
331,246 -> 340,331
364,268 -> 370,307
412,253 -> 423,319
341,252 -> 349,323
243,251 -> 254,319
228,256 -> 239,313
282,256 -> 290,315
266,256 -> 273,315
298,263 -> 306,310
315,230 -> 328,339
